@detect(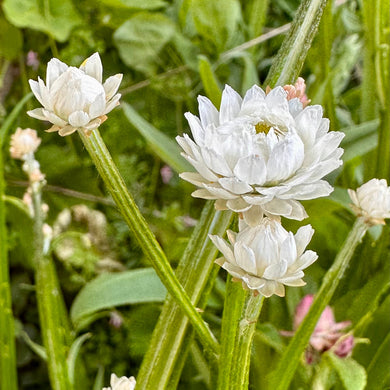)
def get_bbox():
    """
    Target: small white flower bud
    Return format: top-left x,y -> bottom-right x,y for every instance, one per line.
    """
102,374 -> 136,390
348,178 -> 390,226
10,128 -> 41,160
